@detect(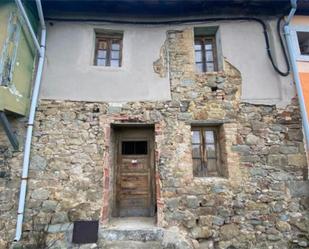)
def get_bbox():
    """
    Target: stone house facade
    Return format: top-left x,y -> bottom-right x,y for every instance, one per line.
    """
0,1 -> 309,249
